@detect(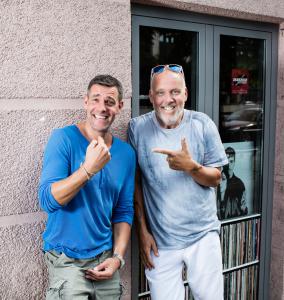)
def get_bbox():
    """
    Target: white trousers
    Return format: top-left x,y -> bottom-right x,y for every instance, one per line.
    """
145,231 -> 223,300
